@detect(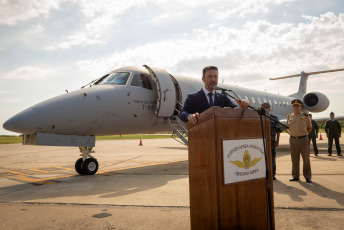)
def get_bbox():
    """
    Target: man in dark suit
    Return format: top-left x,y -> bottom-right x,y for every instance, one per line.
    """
179,66 -> 249,124
325,112 -> 342,156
